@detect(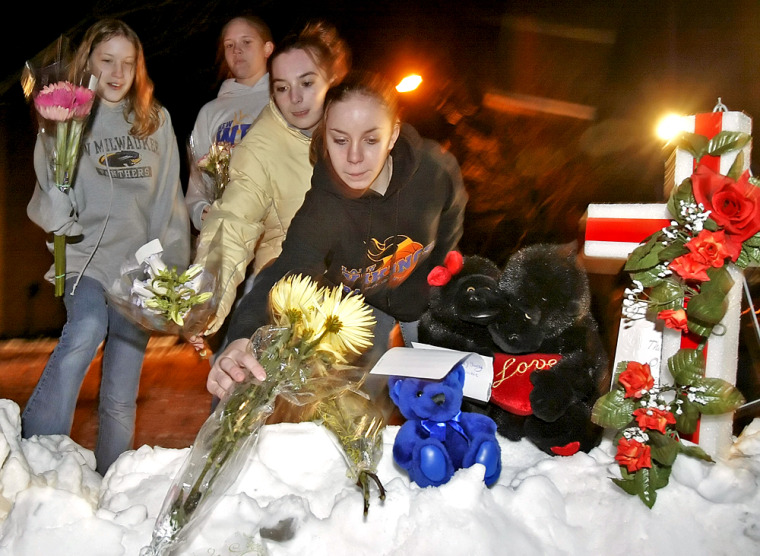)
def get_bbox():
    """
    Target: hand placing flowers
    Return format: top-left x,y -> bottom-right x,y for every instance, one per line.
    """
142,274 -> 381,556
